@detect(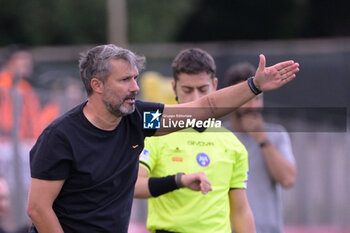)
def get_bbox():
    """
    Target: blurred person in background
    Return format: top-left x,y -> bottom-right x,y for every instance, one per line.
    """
134,48 -> 256,233
27,44 -> 298,233
63,78 -> 85,110
225,62 -> 297,233
0,175 -> 10,233
0,175 -> 31,233
50,77 -> 86,113
0,46 -> 59,140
